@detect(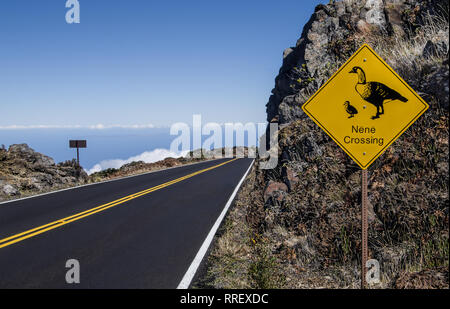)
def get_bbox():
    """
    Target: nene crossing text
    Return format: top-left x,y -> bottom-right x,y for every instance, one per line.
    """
344,125 -> 384,146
